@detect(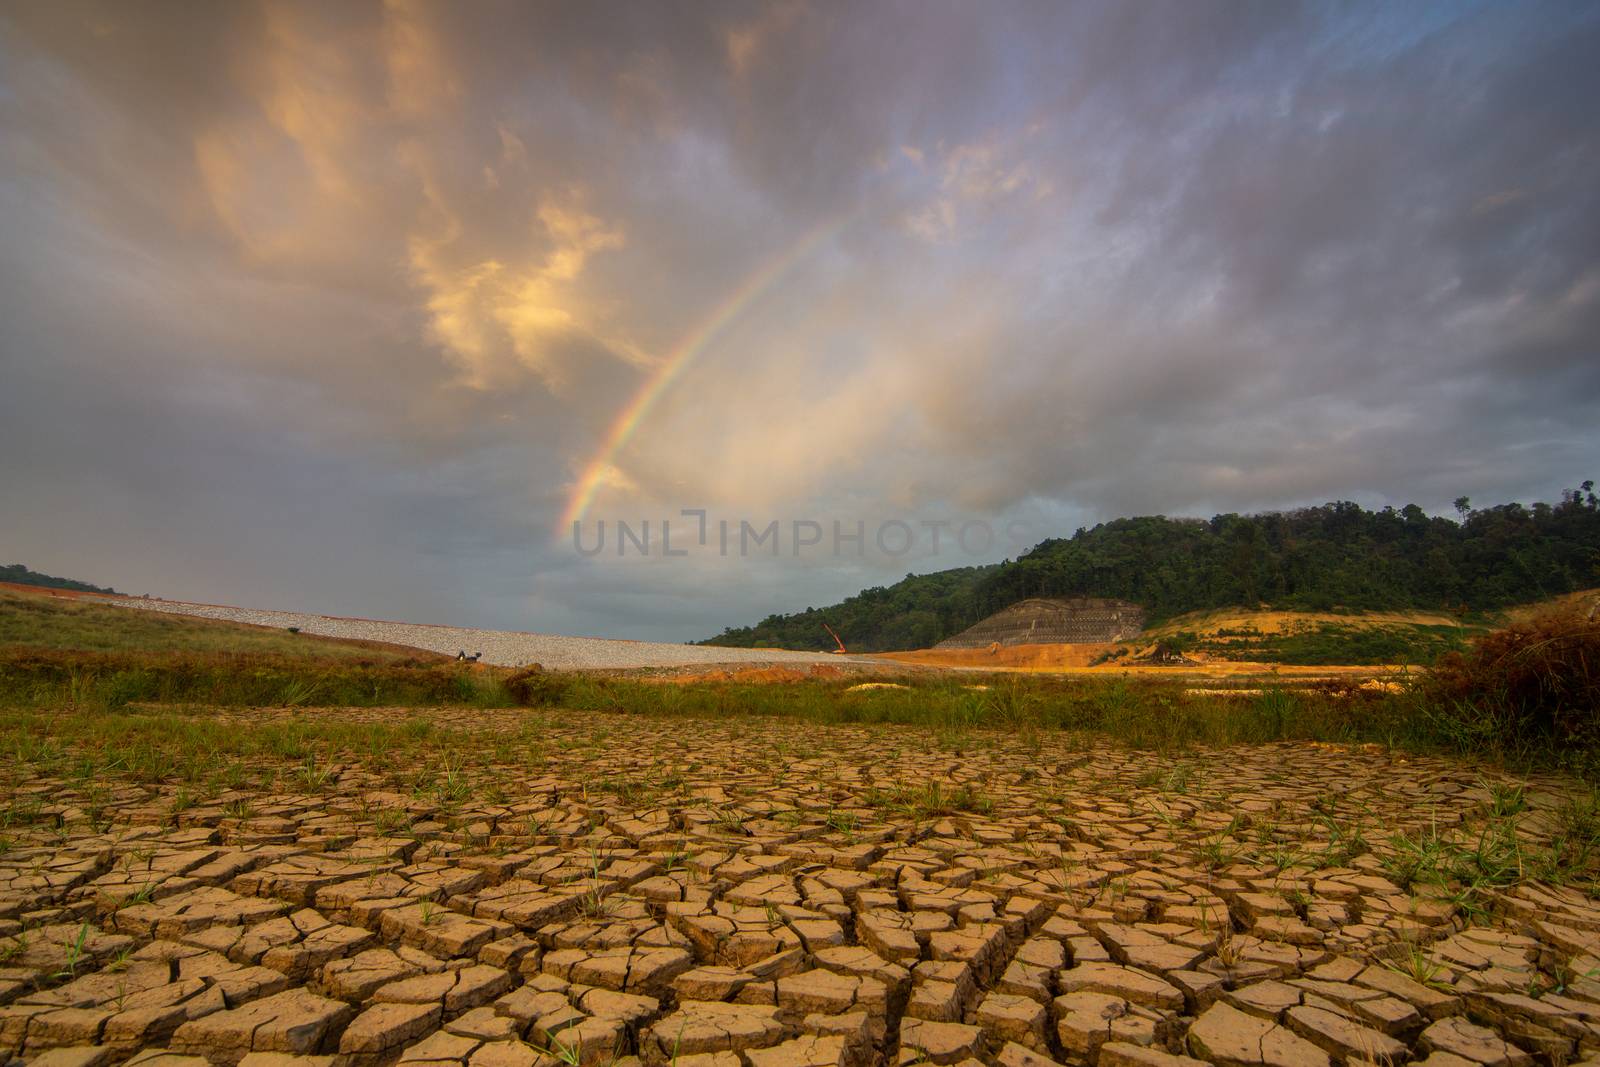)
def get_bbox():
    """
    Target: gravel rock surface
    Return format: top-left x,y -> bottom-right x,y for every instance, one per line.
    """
109,597 -> 865,670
